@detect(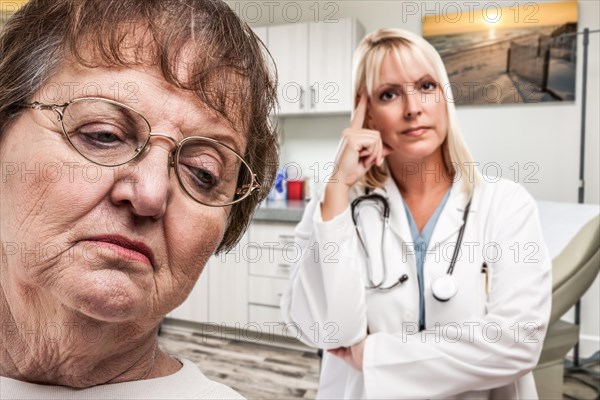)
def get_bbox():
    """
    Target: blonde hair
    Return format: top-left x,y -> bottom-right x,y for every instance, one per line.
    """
352,28 -> 482,195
